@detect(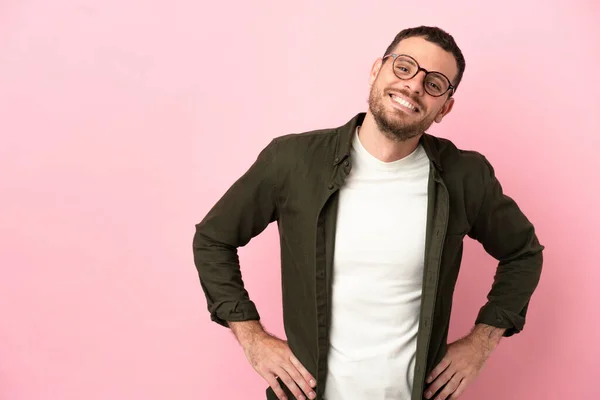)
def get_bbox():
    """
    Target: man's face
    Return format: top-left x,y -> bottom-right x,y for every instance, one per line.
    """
368,36 -> 458,141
